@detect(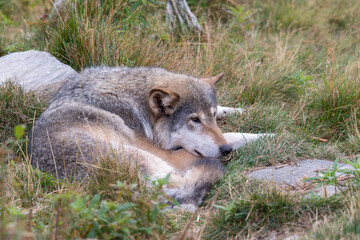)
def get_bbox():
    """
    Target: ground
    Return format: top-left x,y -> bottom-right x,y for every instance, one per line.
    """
1,0 -> 360,239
